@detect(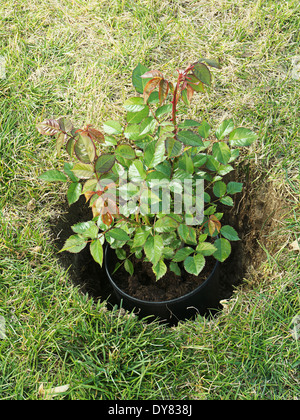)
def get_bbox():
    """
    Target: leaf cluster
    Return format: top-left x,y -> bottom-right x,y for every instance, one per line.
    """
37,59 -> 257,280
